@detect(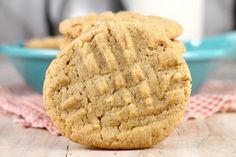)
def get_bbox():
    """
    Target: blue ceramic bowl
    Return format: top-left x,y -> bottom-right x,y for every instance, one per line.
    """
0,33 -> 235,93
185,32 -> 236,93
0,42 -> 58,92
184,44 -> 226,93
